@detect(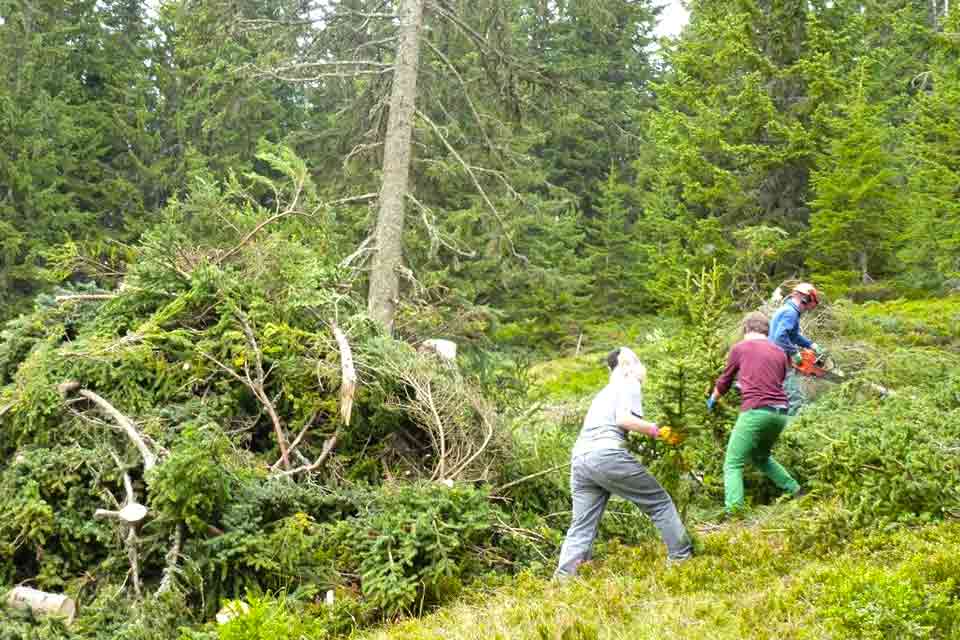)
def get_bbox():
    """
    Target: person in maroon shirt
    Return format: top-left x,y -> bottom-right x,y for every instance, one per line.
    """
708,311 -> 804,512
